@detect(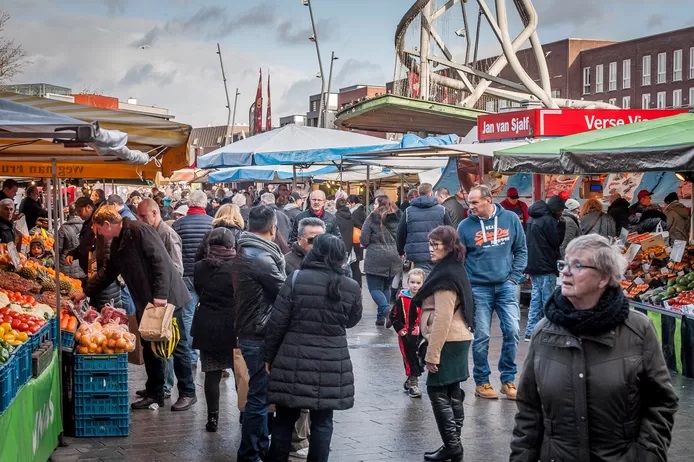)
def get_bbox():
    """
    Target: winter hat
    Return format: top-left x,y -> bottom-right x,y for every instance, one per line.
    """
506,187 -> 519,199
565,198 -> 580,212
664,192 -> 679,204
547,195 -> 567,212
637,190 -> 652,200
